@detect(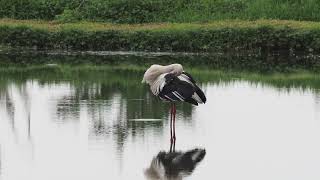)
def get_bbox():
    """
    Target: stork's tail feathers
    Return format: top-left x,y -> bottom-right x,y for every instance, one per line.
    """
193,85 -> 206,104
188,148 -> 206,163
171,148 -> 206,166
